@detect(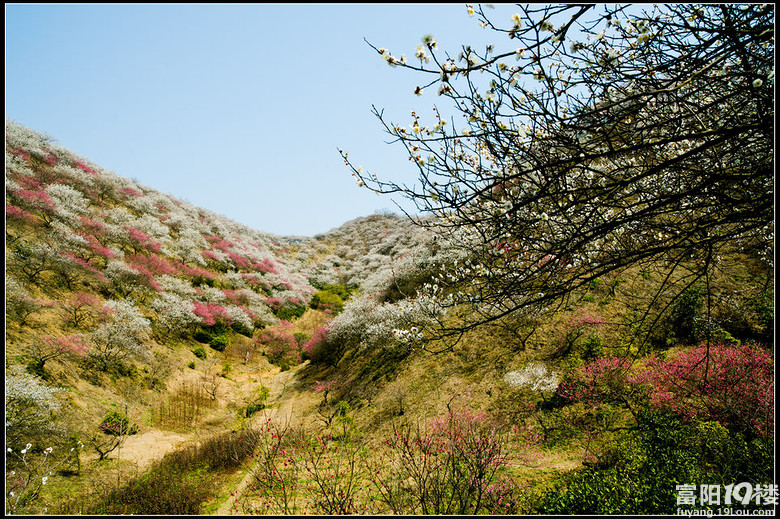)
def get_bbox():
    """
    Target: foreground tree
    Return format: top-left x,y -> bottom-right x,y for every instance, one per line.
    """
343,4 -> 774,350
